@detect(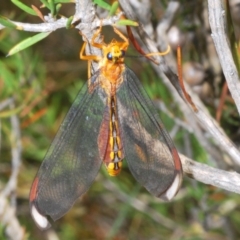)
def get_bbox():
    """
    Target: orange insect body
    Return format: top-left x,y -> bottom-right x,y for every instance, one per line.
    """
97,40 -> 129,176
81,25 -> 182,181
98,40 -> 128,95
81,29 -> 130,176
98,95 -> 124,176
